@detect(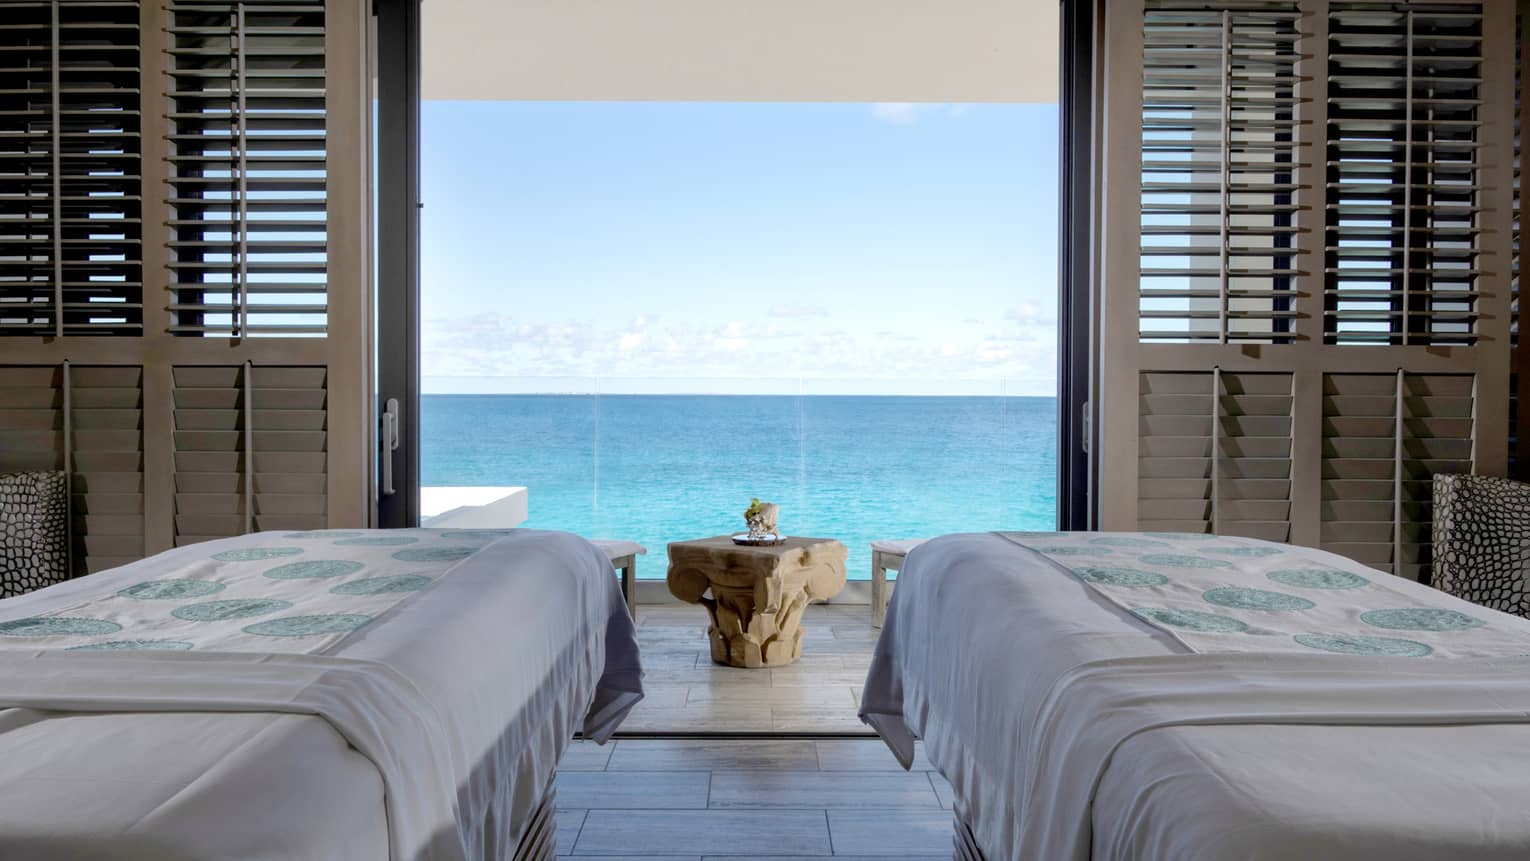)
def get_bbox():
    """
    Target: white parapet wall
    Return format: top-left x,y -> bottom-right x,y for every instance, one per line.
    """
420,486 -> 529,529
